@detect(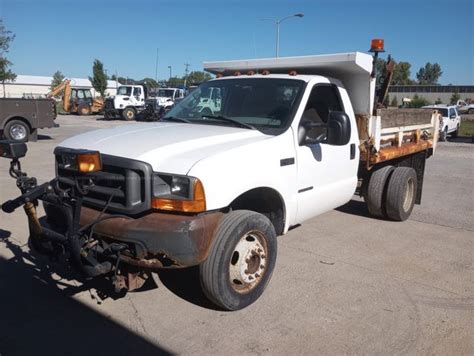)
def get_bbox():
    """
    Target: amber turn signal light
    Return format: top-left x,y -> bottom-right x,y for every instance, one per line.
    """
77,152 -> 102,173
151,179 -> 206,213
